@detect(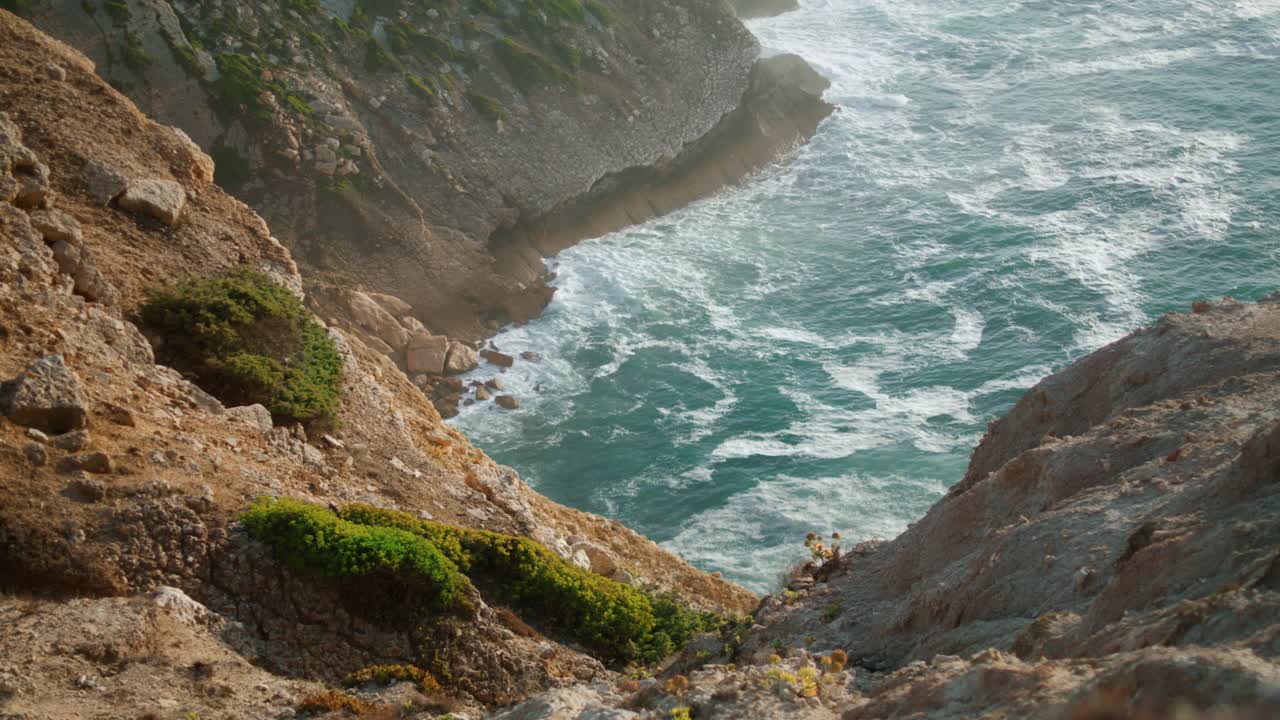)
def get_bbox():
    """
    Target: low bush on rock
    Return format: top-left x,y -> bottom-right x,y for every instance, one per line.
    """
241,498 -> 472,615
140,266 -> 342,425
242,498 -> 725,665
339,503 -> 725,664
